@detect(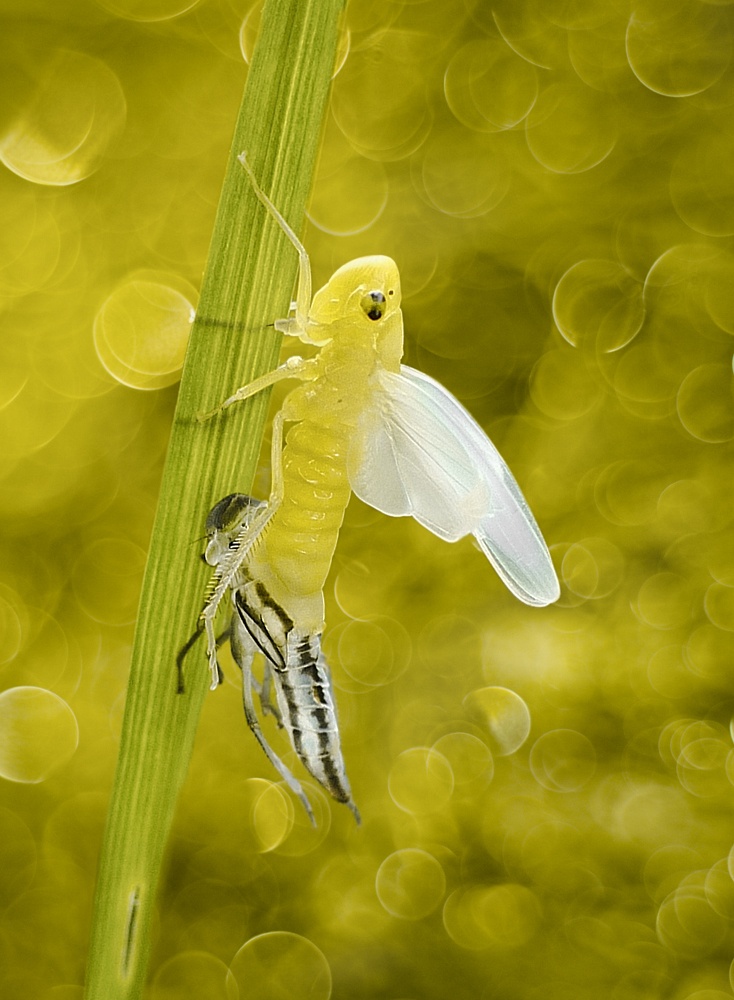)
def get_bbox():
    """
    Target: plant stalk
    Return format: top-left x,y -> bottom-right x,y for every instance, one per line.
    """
84,2 -> 345,996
